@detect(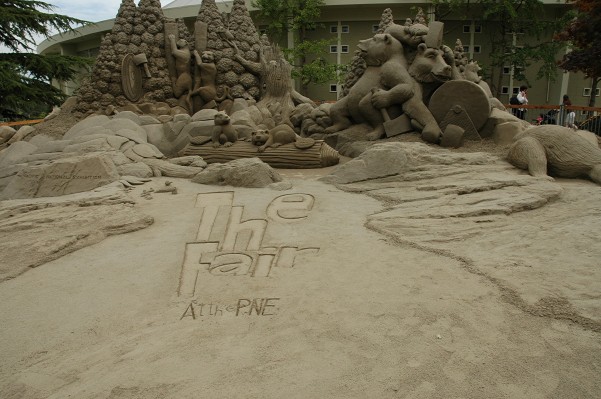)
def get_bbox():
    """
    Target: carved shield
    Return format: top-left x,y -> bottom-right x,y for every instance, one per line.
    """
121,53 -> 143,102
